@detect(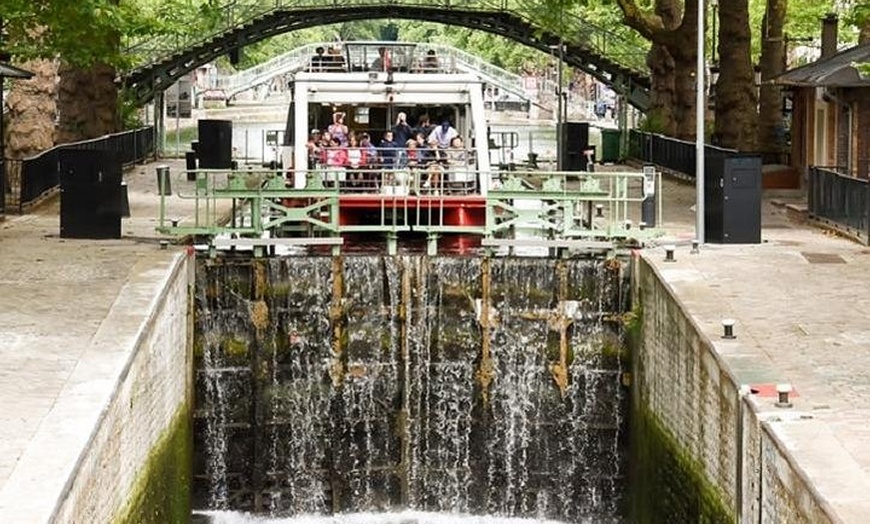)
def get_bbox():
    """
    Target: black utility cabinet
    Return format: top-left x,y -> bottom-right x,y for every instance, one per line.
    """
704,153 -> 762,244
558,122 -> 593,172
197,119 -> 233,169
59,149 -> 124,239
